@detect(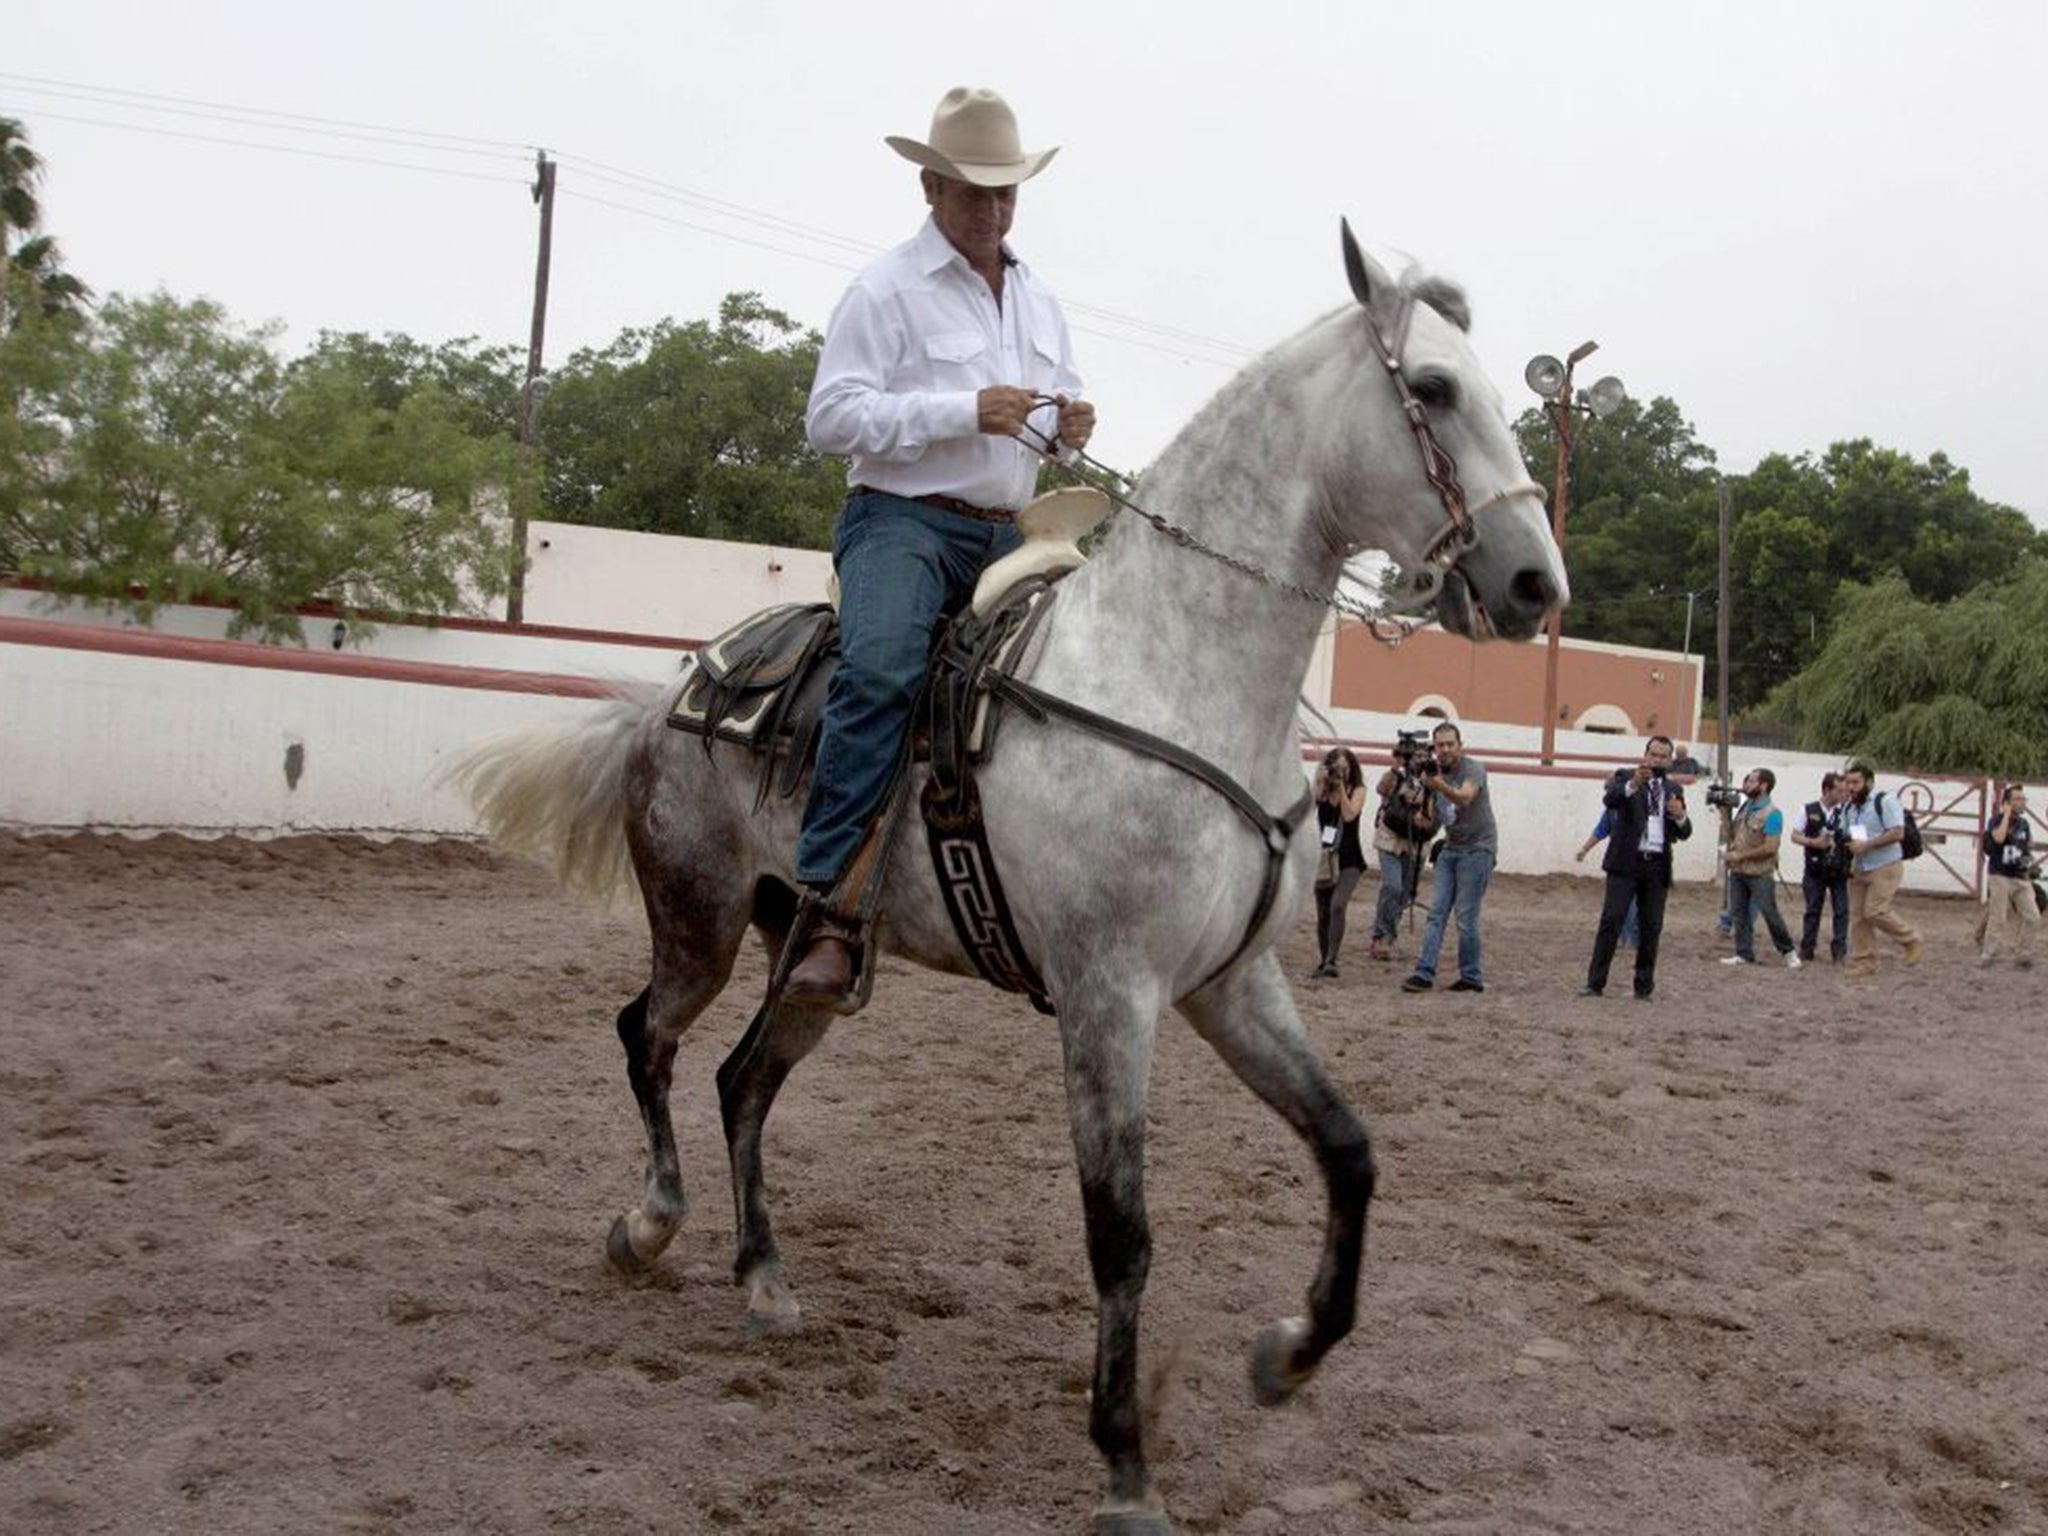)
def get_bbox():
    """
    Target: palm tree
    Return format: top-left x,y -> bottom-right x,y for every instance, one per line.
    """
1,117 -> 47,313
7,233 -> 90,325
0,118 -> 89,325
